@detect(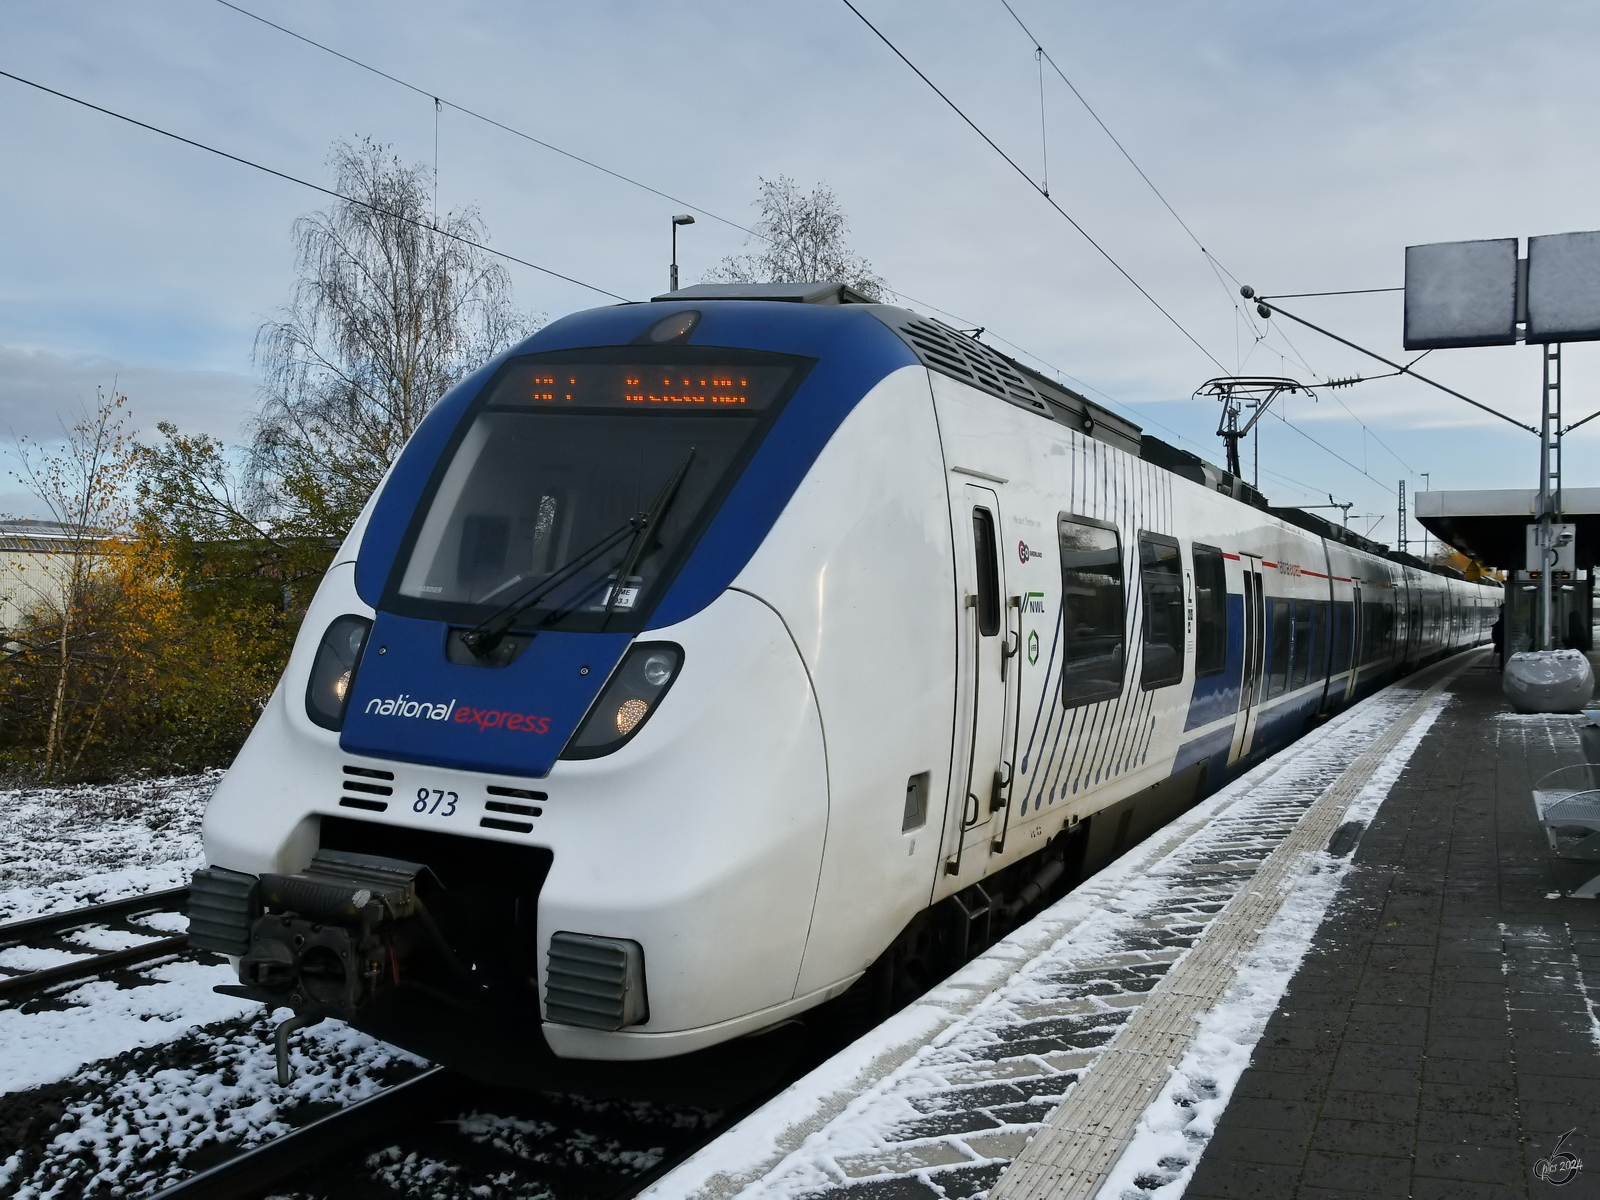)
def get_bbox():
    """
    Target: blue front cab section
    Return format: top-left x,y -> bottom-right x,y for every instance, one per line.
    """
341,300 -> 917,778
340,612 -> 632,778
